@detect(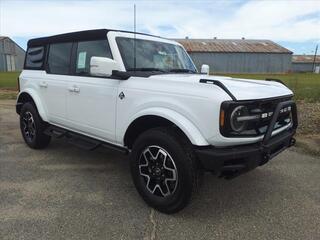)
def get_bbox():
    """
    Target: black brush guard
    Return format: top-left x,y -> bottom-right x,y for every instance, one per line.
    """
195,100 -> 298,179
